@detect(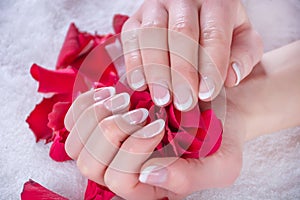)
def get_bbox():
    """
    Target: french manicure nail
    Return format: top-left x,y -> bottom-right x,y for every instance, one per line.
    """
130,69 -> 146,90
139,165 -> 168,185
93,87 -> 115,101
232,62 -> 242,86
173,86 -> 193,111
103,93 -> 130,112
152,84 -> 170,106
122,108 -> 149,125
133,119 -> 165,138
198,76 -> 215,100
